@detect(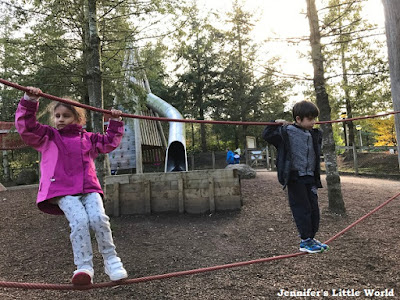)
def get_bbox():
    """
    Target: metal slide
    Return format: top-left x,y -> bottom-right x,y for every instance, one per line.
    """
122,48 -> 187,172
146,93 -> 188,172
